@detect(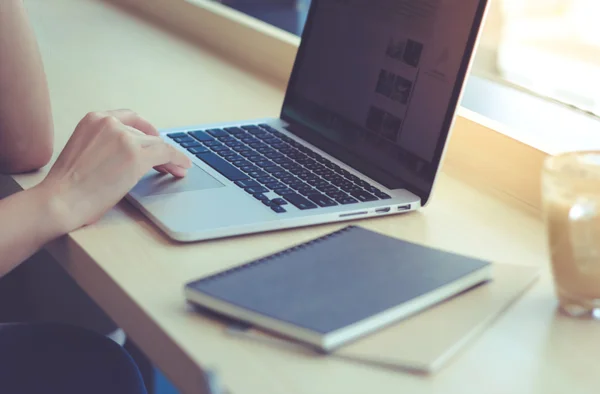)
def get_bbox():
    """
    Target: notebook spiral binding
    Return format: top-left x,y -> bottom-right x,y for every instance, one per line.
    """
200,226 -> 356,282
